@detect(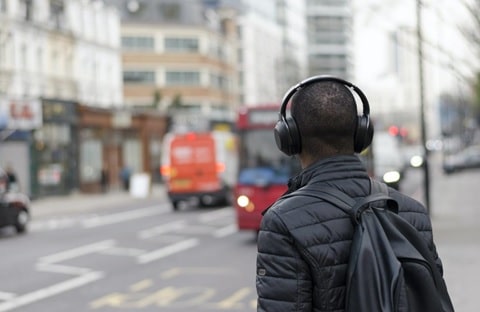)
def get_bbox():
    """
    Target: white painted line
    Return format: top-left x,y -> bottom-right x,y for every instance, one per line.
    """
35,263 -> 92,276
0,292 -> 15,301
98,247 -> 145,257
38,240 -> 115,264
176,225 -> 215,234
82,205 -> 168,228
213,224 -> 238,238
0,272 -> 104,312
137,239 -> 199,264
198,208 -> 232,223
137,220 -> 186,239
